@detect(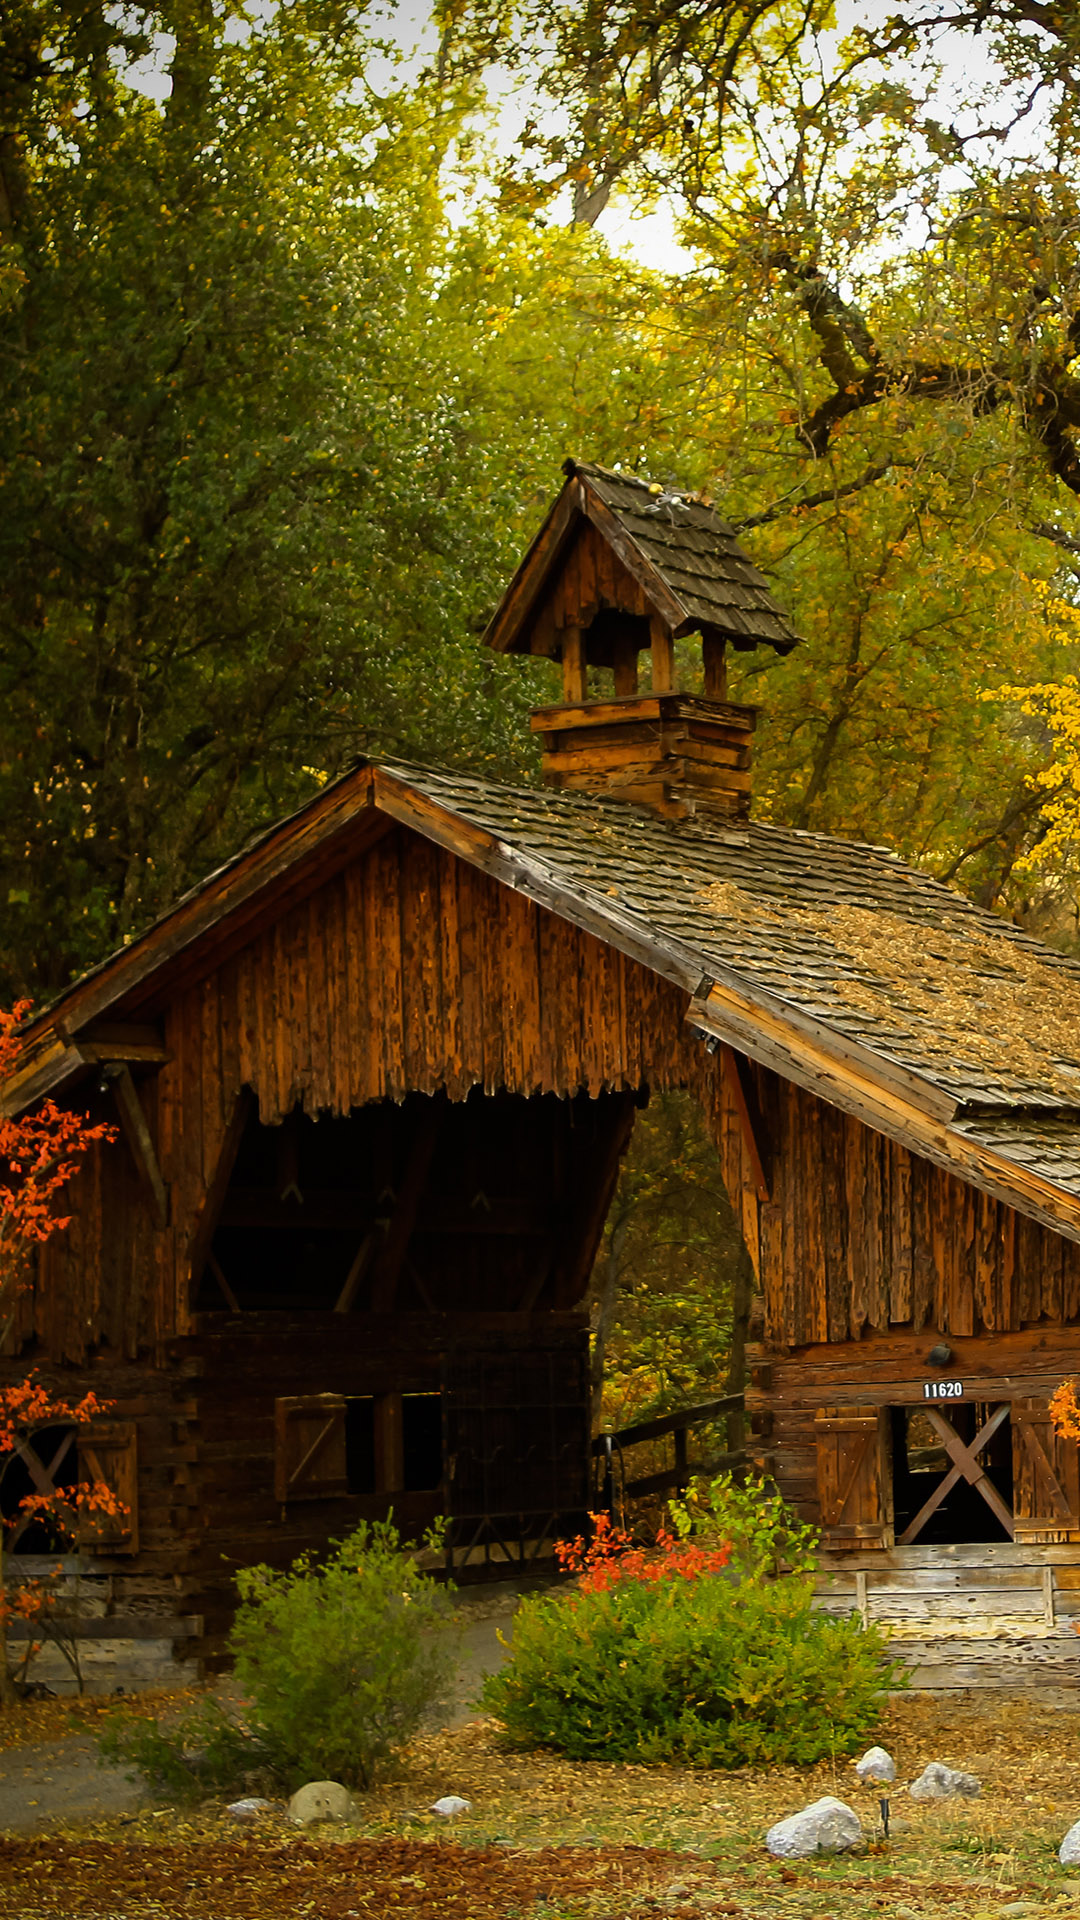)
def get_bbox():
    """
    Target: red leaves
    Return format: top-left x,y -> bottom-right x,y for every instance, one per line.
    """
0,1000 -> 116,1301
555,1511 -> 731,1594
